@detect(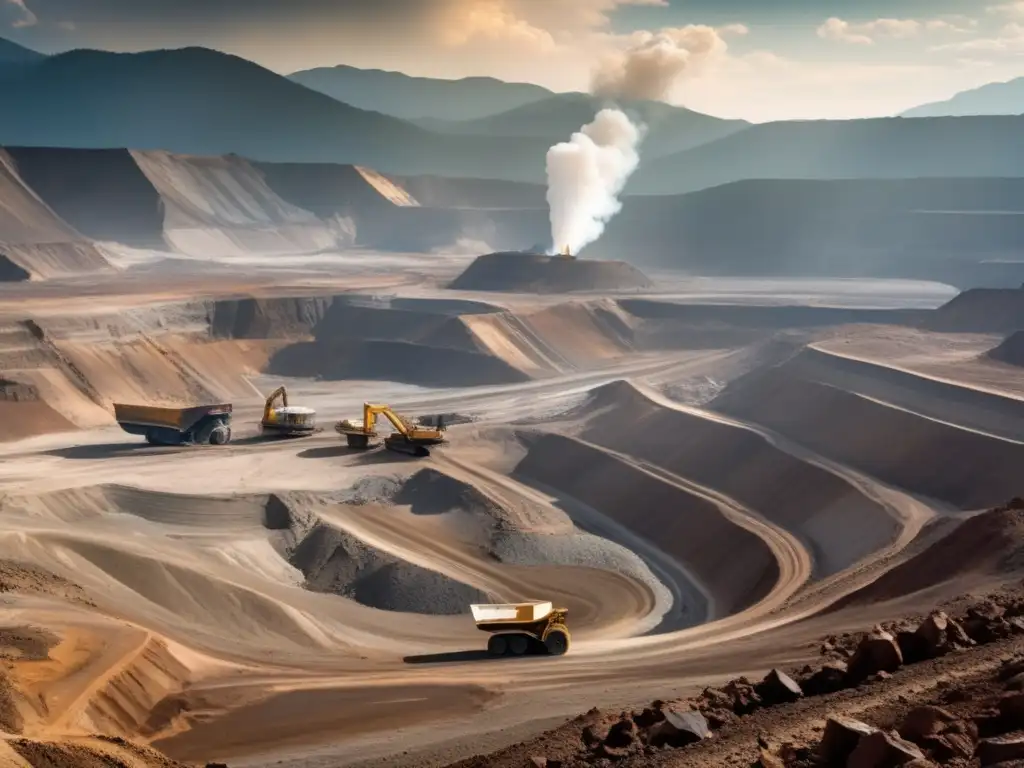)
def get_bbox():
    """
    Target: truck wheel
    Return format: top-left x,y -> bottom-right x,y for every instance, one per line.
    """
209,425 -> 230,445
487,635 -> 508,656
544,629 -> 569,656
508,634 -> 529,656
145,430 -> 158,445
